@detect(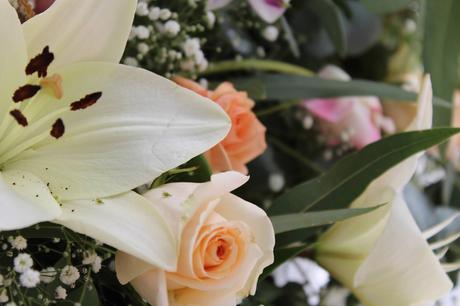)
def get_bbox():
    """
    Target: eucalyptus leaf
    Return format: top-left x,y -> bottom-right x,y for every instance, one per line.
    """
360,0 -> 412,14
308,0 -> 348,57
423,0 -> 460,126
271,205 -> 384,234
268,128 -> 460,216
232,74 -> 450,110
